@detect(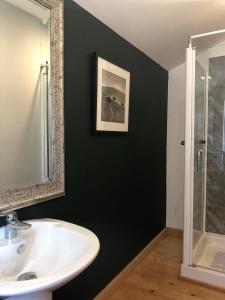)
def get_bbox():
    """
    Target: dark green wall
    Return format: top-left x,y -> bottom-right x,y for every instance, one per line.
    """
19,1 -> 168,299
